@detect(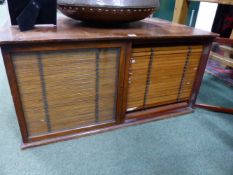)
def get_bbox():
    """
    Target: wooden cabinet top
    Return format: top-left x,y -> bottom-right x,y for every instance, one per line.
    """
0,15 -> 217,45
